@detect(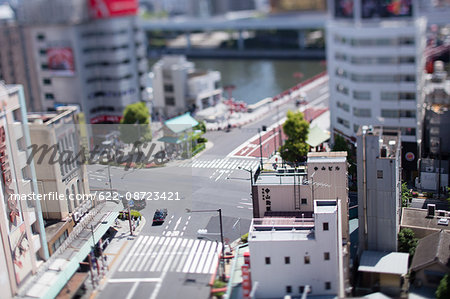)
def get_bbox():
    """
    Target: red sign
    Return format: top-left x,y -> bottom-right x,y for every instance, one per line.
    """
242,265 -> 252,299
89,0 -> 138,19
90,115 -> 122,124
47,48 -> 75,76
0,126 -> 19,224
